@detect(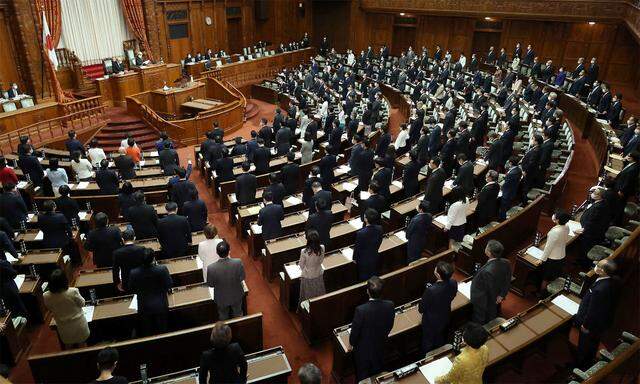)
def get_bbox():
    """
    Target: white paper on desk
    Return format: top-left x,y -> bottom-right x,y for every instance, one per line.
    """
82,305 -> 95,323
419,356 -> 453,384
128,295 -> 138,311
34,230 -> 44,241
16,181 -> 28,189
301,211 -> 309,219
434,215 -> 448,227
285,195 -> 302,205
139,160 -> 145,167
476,158 -> 487,166
77,182 -> 89,190
209,287 -> 215,300
395,230 -> 408,243
250,224 -> 262,234
567,220 -> 582,237
78,211 -> 88,220
349,217 -> 364,229
150,151 -> 159,157
27,213 -> 34,221
458,281 -> 472,300
341,248 -> 354,262
342,182 -> 357,192
108,162 -> 115,168
67,183 -> 76,189
284,264 -> 302,279
359,191 -> 371,200
13,274 -> 25,290
392,180 -> 403,189
526,246 -> 544,261
196,257 -> 203,269
551,294 -> 579,316
62,255 -> 71,264
338,164 -> 351,173
444,179 -> 455,190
